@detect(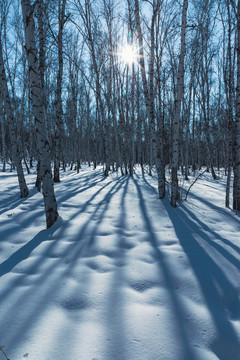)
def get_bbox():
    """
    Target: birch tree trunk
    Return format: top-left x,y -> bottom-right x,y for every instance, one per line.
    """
233,0 -> 240,211
134,0 -> 155,176
28,83 -> 34,168
184,48 -> 198,181
171,0 -> 188,207
0,37 -> 29,197
130,62 -> 136,177
0,95 -> 6,172
54,0 -> 66,182
21,0 -> 59,228
155,0 -> 166,199
35,0 -> 47,191
222,1 -> 234,208
79,1 -> 110,176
